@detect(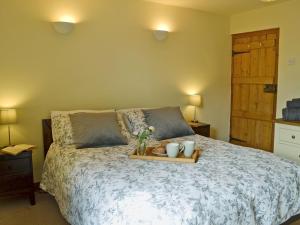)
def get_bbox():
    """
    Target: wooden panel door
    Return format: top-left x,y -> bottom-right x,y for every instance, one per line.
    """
230,29 -> 279,152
